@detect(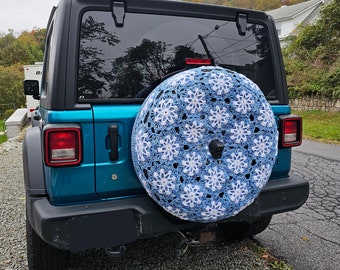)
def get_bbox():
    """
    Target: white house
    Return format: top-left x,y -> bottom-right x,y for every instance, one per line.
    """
267,0 -> 327,46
